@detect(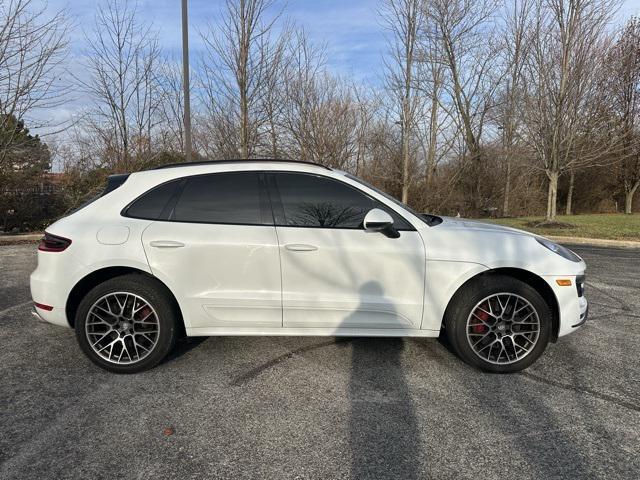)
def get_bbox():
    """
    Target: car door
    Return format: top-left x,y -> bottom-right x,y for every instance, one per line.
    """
138,171 -> 282,331
268,172 -> 425,330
